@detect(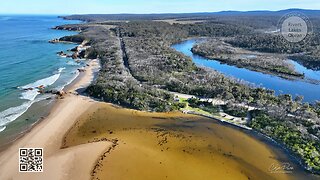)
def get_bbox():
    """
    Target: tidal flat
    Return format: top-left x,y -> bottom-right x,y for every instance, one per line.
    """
63,102 -> 313,180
